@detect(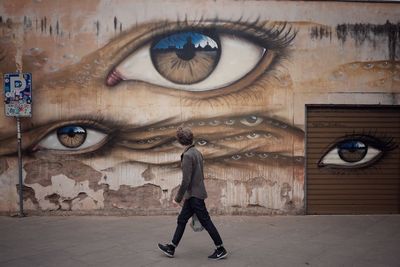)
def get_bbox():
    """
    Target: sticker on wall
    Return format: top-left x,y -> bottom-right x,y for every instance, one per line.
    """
3,73 -> 32,117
